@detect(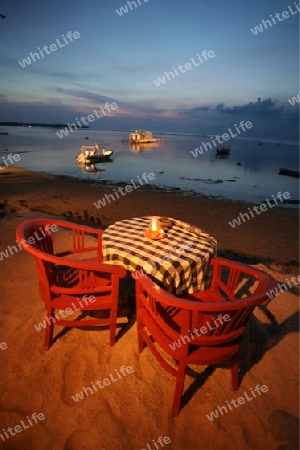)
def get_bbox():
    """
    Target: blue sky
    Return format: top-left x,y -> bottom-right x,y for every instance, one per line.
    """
0,0 -> 299,138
